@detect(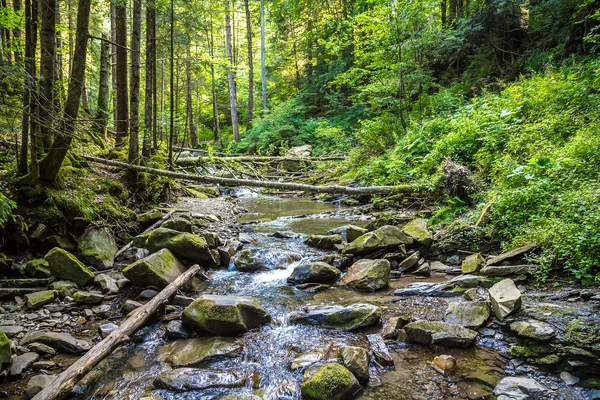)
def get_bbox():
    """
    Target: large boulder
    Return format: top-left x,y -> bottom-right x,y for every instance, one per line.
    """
302,363 -> 361,400
444,301 -> 491,329
509,319 -> 556,342
488,279 -> 522,320
182,295 -> 271,335
342,225 -> 413,256
339,346 -> 370,384
404,320 -> 478,348
402,219 -> 433,246
305,235 -> 343,250
290,304 -> 381,331
159,337 -> 241,367
44,247 -> 94,286
0,331 -> 11,369
288,262 -> 341,285
155,368 -> 245,391
341,259 -> 390,291
136,228 -> 213,263
493,377 -> 548,400
78,227 -> 118,269
233,249 -> 300,272
20,332 -> 91,354
122,249 -> 187,289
